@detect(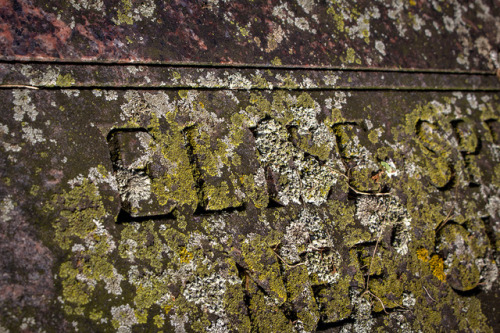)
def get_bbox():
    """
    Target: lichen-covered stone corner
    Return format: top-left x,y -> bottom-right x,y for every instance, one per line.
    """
0,87 -> 499,332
